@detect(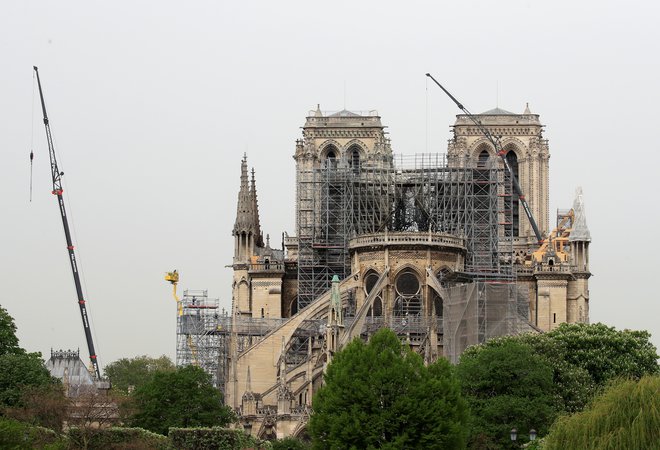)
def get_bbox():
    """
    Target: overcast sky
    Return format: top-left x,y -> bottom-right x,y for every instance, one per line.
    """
2,1 -> 658,371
